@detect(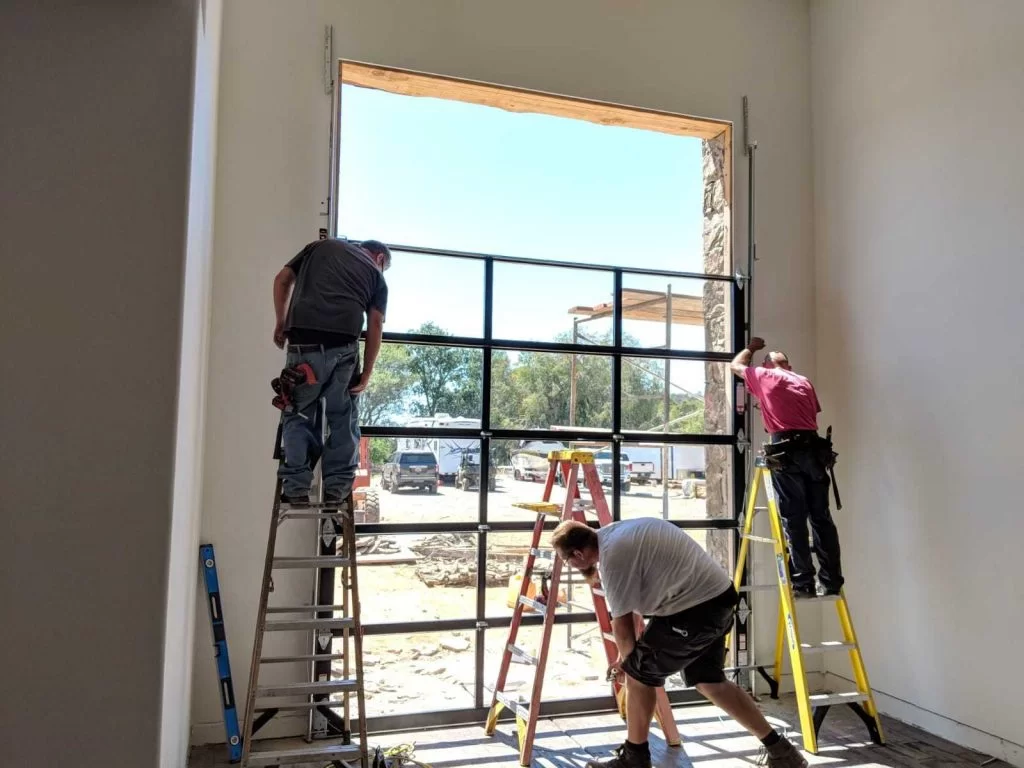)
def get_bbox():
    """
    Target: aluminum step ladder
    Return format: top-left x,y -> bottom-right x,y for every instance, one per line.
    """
485,450 -> 681,766
731,455 -> 884,754
239,411 -> 368,767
